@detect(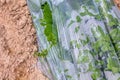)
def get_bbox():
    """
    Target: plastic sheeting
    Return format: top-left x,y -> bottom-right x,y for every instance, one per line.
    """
27,0 -> 120,80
